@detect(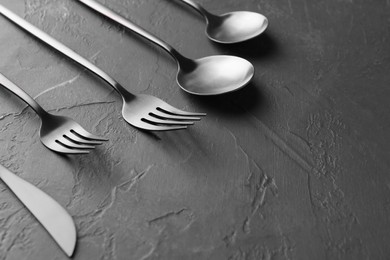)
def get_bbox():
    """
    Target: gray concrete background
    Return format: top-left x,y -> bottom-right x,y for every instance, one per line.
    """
0,0 -> 389,259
